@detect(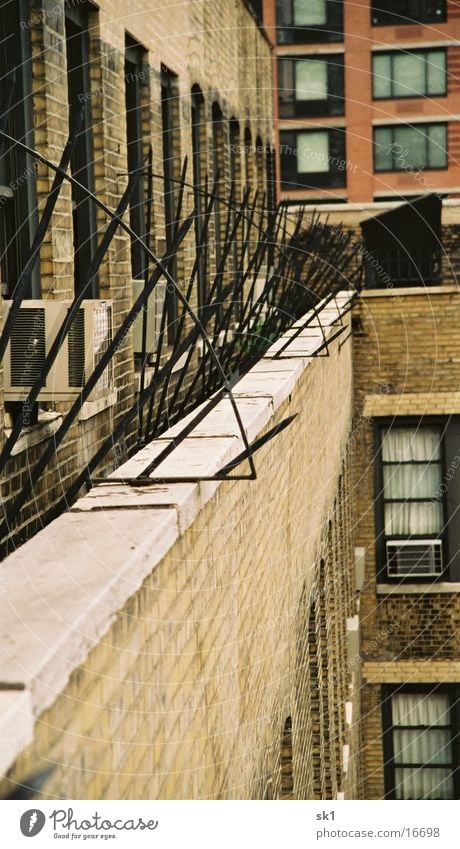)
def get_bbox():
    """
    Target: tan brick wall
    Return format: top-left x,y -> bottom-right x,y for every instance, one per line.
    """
0,0 -> 274,547
352,288 -> 460,799
0,327 -> 361,800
